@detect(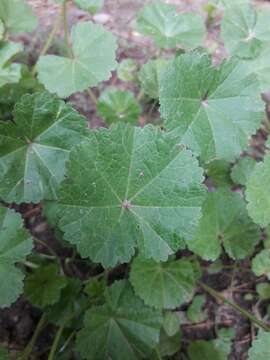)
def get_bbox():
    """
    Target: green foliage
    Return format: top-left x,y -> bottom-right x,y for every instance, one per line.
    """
205,160 -> 232,187
0,91 -> 87,203
231,156 -> 256,186
187,188 -> 260,261
130,257 -> 201,309
0,41 -> 23,87
187,294 -> 207,323
248,330 -> 270,359
136,1 -> 206,49
138,59 -> 167,99
76,280 -> 163,360
74,0 -> 104,15
163,312 -> 180,337
37,21 -> 117,98
97,88 -> 141,125
54,123 -> 205,267
256,283 -> 270,300
159,51 -> 264,163
252,249 -> 270,279
0,205 -> 33,308
0,346 -> 9,359
117,59 -> 138,82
